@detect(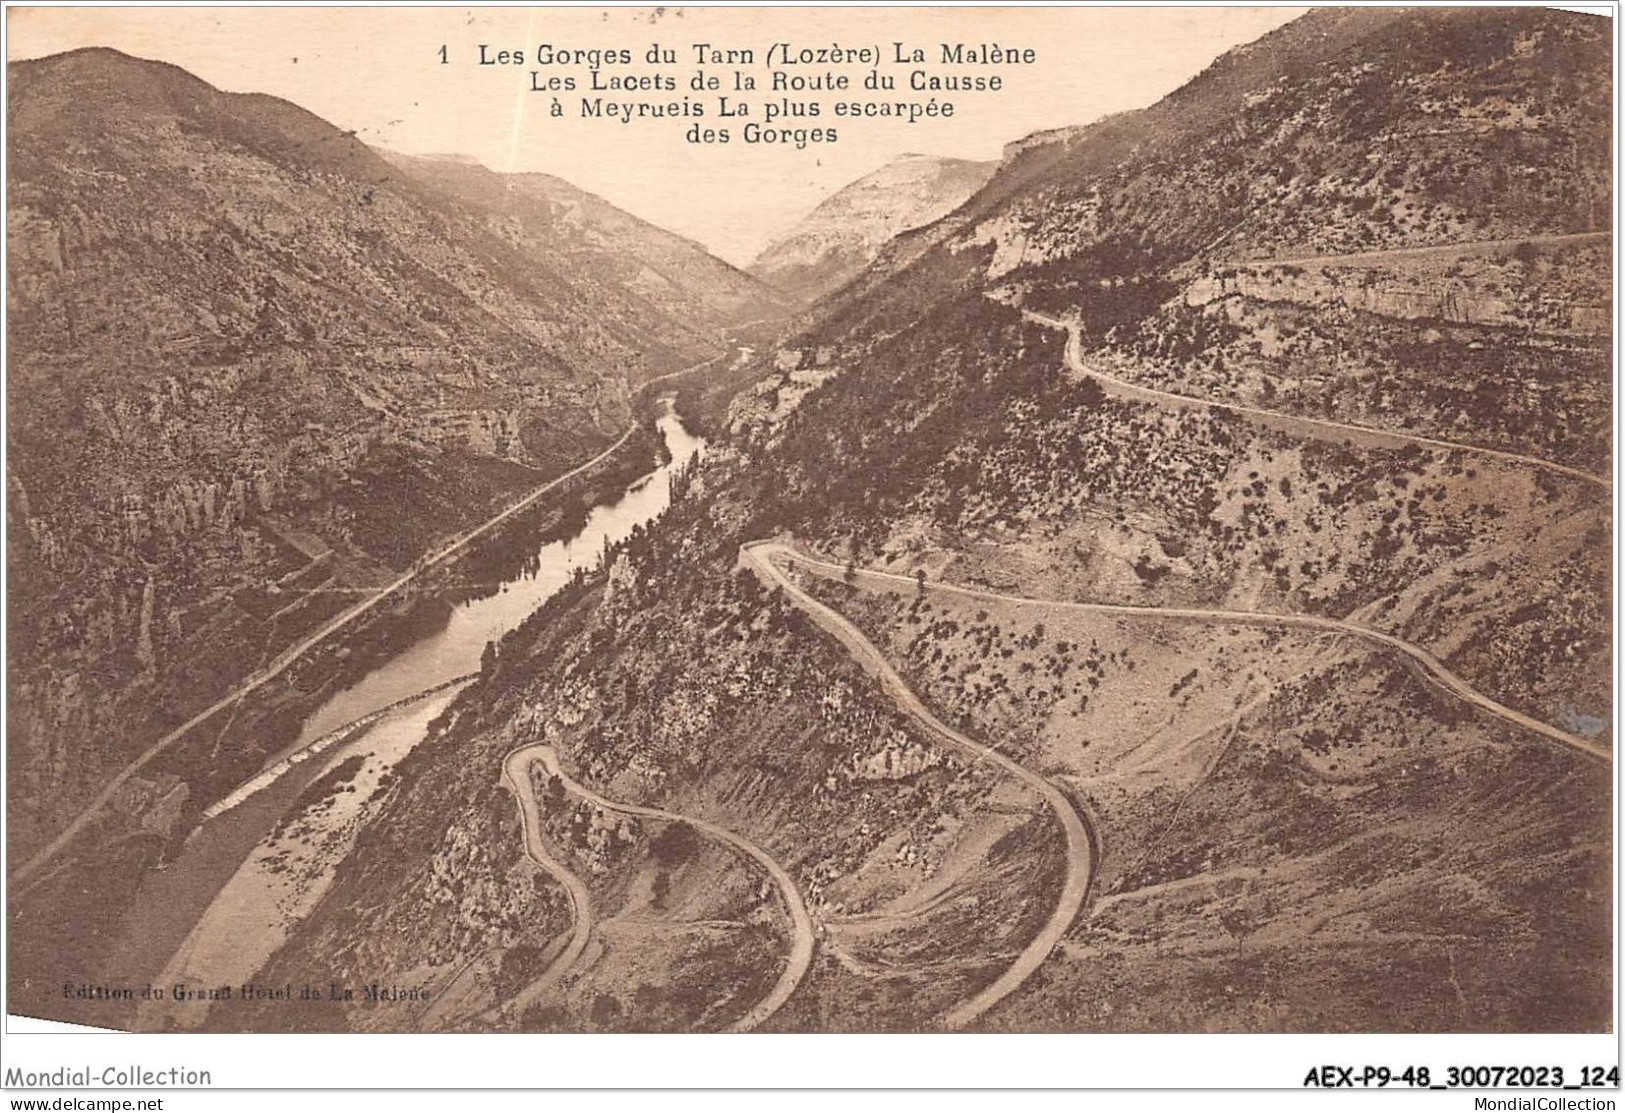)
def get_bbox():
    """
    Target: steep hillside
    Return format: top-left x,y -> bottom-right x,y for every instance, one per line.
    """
3,49 -> 750,871
748,154 -> 995,303
381,152 -> 790,383
711,7 -> 1612,1030
68,8 -> 1613,1034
